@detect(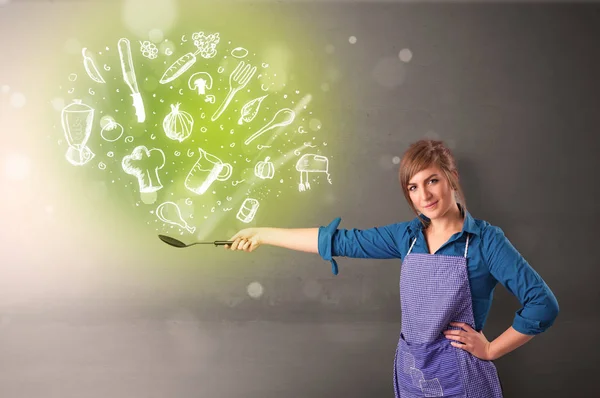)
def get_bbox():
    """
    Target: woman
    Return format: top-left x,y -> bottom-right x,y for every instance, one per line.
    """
224,139 -> 559,397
